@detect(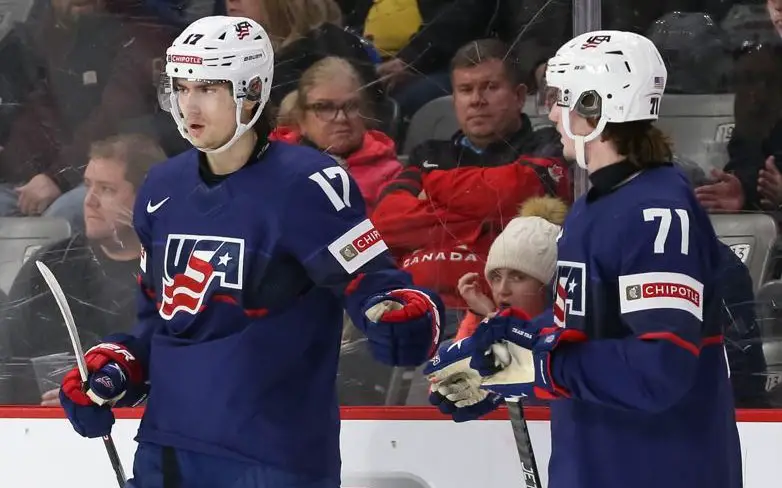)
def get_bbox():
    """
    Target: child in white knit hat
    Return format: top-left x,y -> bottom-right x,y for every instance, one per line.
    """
454,196 -> 568,341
